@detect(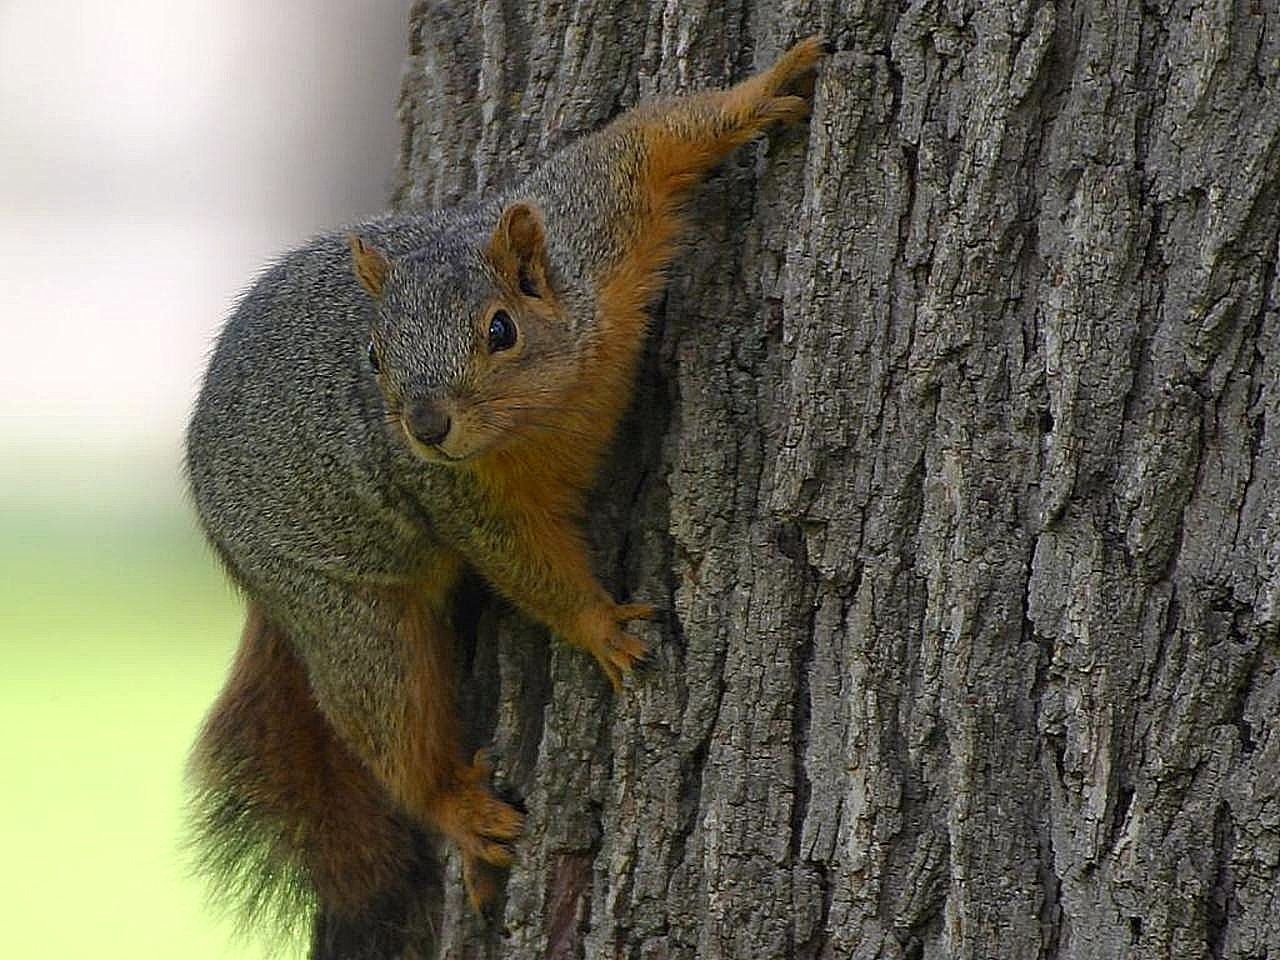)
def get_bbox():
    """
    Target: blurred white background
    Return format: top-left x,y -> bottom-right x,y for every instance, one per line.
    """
0,5 -> 417,958
0,0 -> 412,455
